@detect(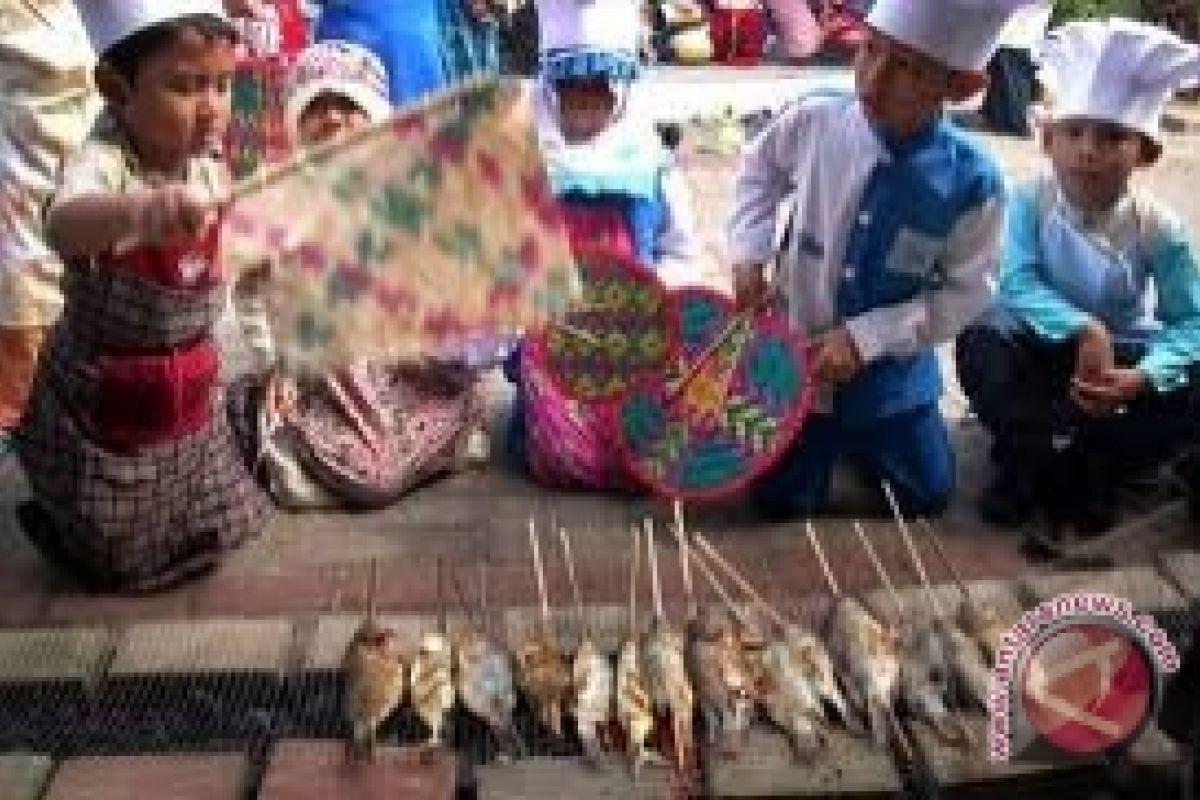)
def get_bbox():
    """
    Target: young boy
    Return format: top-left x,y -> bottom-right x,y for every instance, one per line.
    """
727,0 -> 1041,518
956,18 -> 1200,542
